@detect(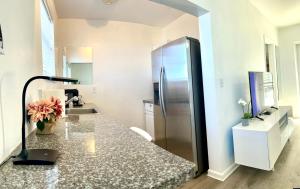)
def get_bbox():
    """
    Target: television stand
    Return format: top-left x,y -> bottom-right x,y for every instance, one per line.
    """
233,106 -> 294,171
